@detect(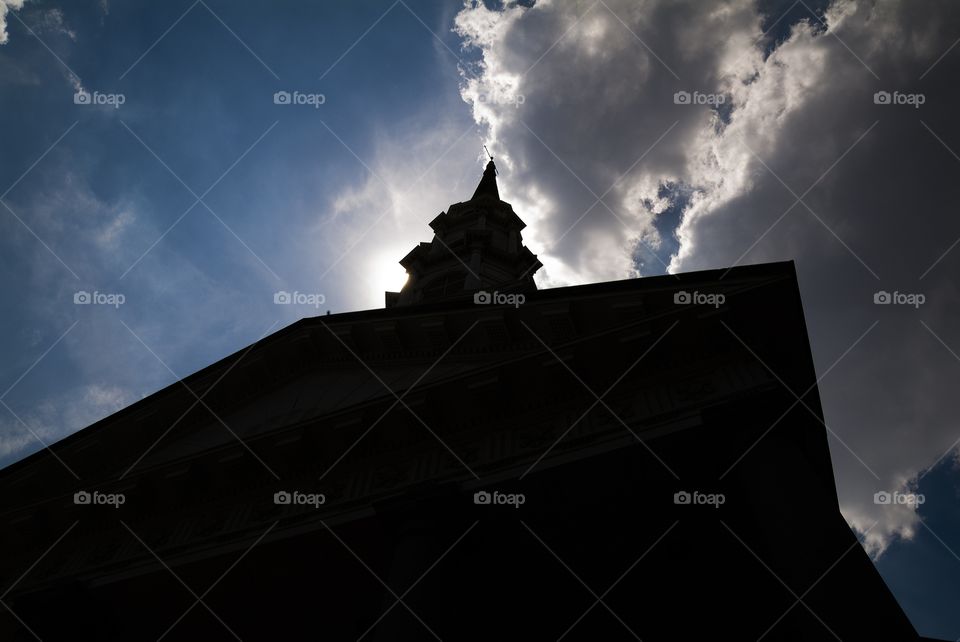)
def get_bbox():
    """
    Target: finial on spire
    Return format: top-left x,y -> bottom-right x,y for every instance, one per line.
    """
472,151 -> 500,200
483,145 -> 498,175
